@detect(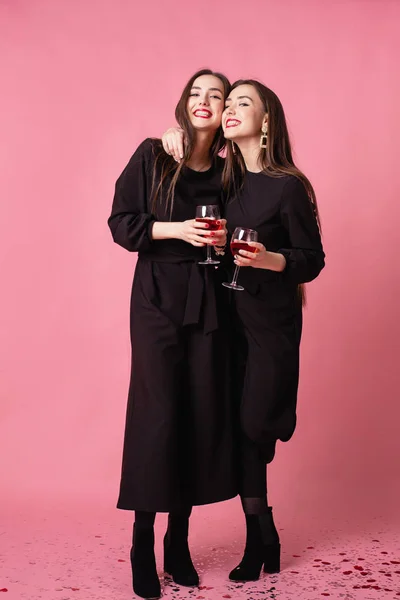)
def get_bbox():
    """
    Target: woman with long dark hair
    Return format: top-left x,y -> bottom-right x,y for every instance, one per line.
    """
162,79 -> 325,582
108,69 -> 237,599
221,80 -> 324,581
